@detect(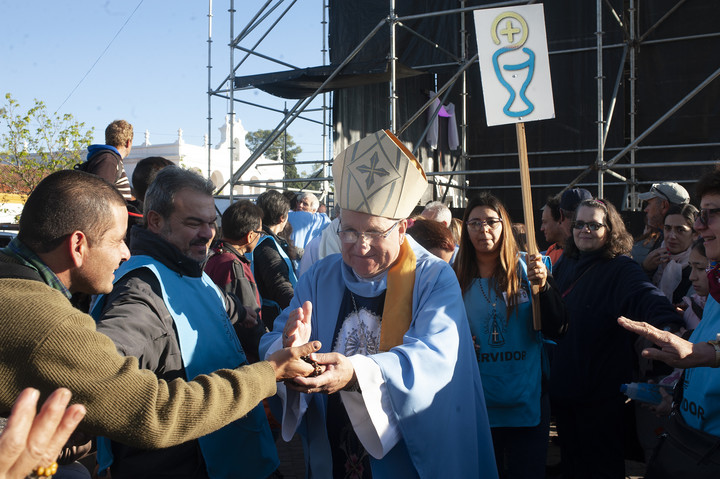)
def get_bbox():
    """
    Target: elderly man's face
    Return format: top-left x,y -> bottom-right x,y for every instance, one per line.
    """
297,196 -> 317,213
644,197 -> 668,230
148,188 -> 217,262
339,209 -> 406,278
